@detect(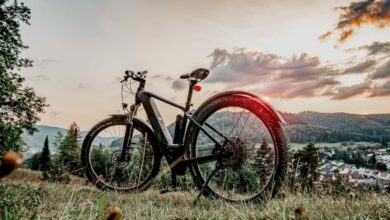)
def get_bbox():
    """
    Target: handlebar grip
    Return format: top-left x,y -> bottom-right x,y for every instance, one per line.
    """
125,70 -> 135,76
138,70 -> 148,76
